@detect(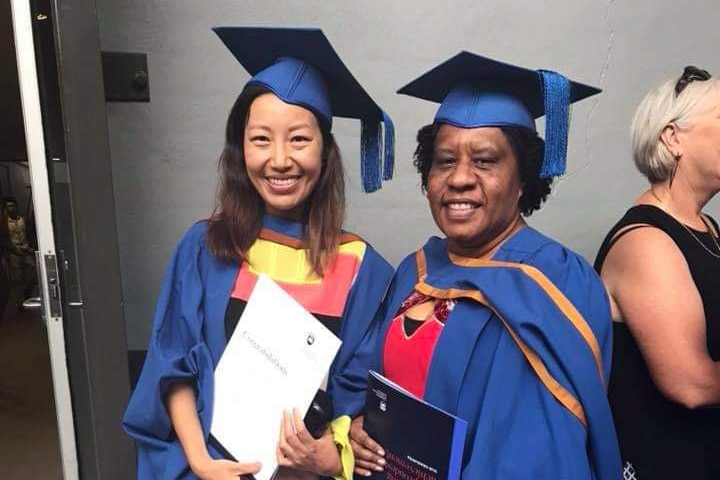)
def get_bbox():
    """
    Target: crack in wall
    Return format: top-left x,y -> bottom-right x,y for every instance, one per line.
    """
558,0 -> 616,189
